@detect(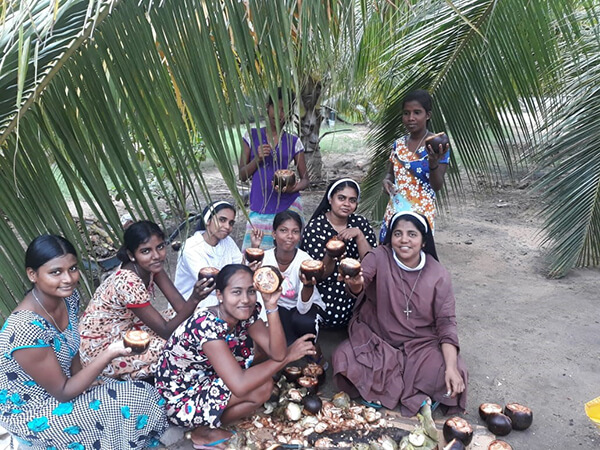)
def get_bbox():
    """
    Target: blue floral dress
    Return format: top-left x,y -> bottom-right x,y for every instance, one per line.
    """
155,305 -> 259,429
0,291 -> 167,449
